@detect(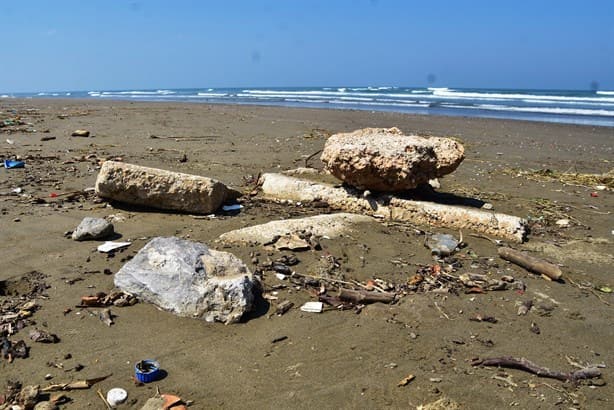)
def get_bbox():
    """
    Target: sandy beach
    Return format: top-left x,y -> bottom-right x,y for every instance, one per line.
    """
1,99 -> 613,409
